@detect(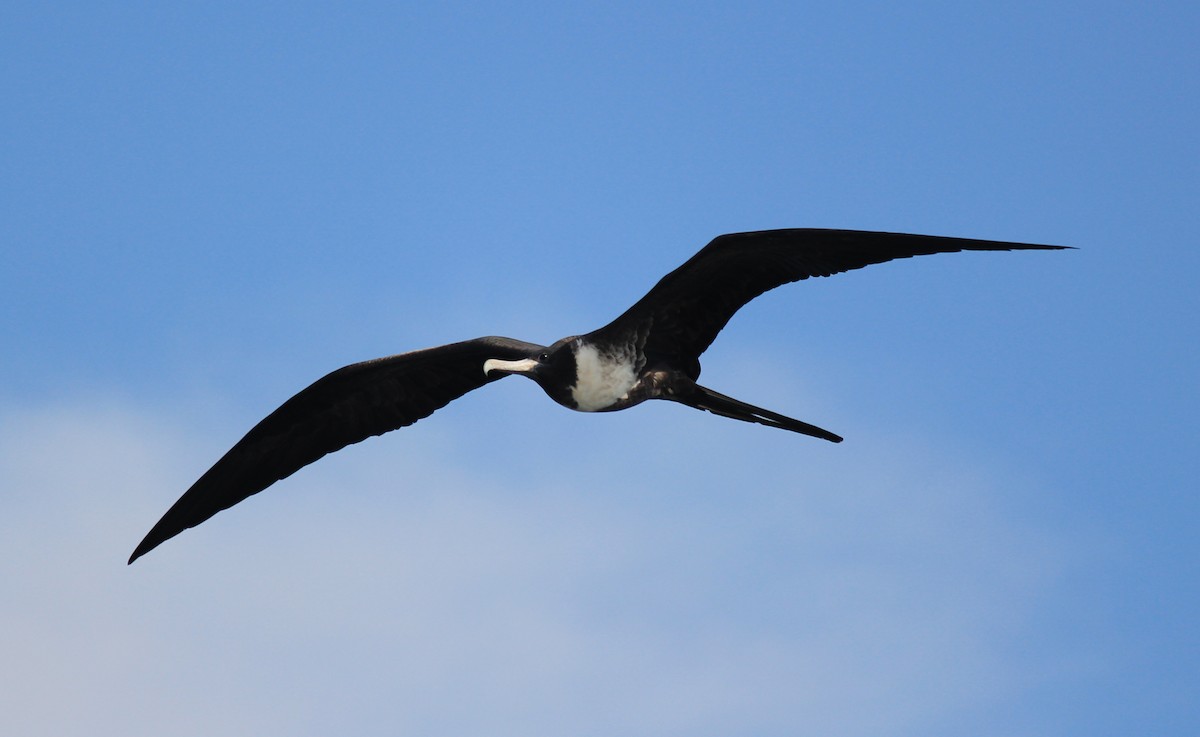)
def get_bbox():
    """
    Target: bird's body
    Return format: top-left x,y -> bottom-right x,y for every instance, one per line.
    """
129,228 -> 1070,563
